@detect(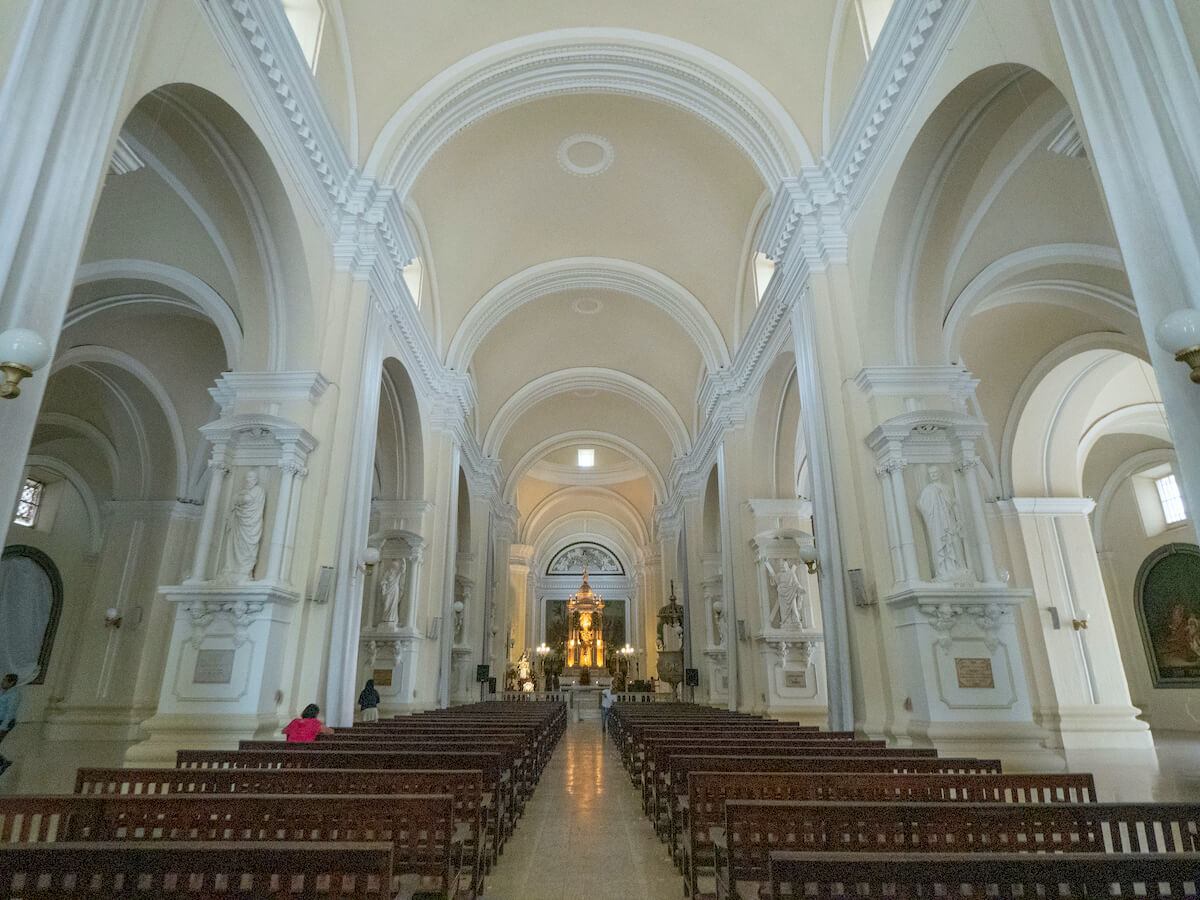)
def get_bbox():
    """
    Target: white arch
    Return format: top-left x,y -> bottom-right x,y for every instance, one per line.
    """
448,258 -> 730,373
483,367 -> 691,458
503,430 -> 667,505
365,28 -> 812,194
521,487 -> 651,551
51,345 -> 189,499
23,455 -> 103,553
536,531 -> 637,578
73,258 -> 243,368
1093,448 -> 1178,549
942,243 -> 1127,362
1077,403 -> 1171,476
33,412 -> 121,492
